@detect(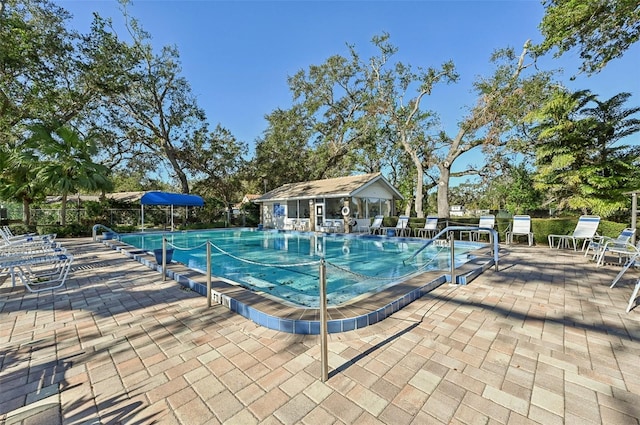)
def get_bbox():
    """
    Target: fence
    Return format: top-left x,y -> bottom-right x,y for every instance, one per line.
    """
4,206 -> 180,230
